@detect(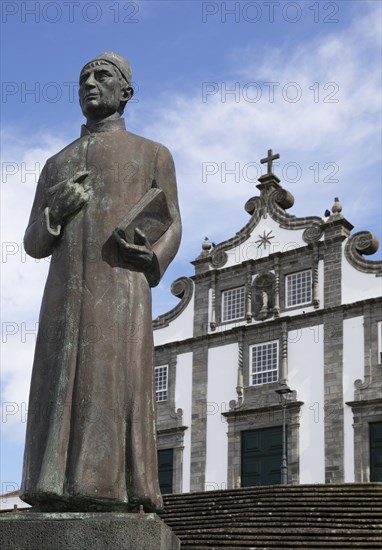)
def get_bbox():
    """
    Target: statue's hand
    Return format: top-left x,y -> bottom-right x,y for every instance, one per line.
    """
49,172 -> 90,226
113,228 -> 155,271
